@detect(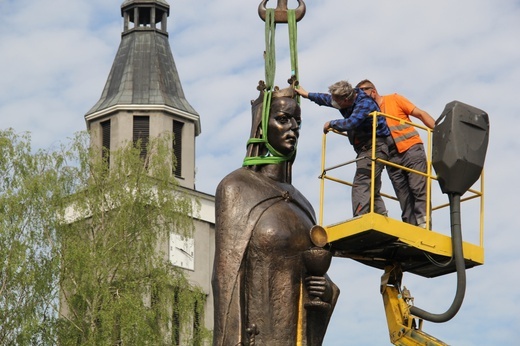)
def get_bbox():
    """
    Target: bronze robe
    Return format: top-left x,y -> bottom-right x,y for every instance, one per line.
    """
212,168 -> 339,345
